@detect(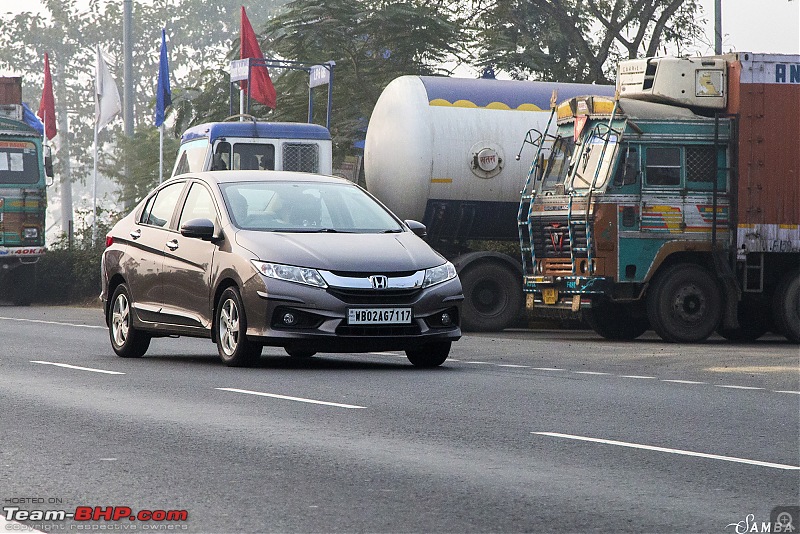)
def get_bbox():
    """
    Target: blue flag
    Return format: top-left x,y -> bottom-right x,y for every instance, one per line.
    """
22,102 -> 44,135
154,28 -> 172,127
